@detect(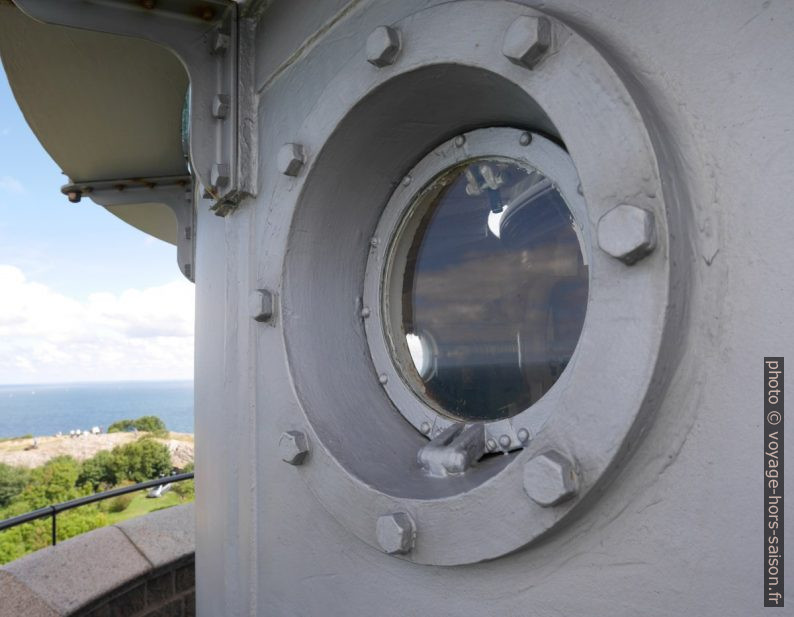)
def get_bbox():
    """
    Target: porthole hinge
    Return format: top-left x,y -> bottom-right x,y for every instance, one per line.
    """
417,423 -> 487,478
